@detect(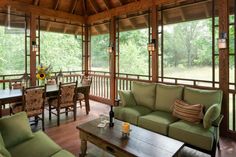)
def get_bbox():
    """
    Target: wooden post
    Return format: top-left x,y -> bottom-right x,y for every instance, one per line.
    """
30,14 -> 37,86
219,0 -> 229,136
110,17 -> 117,105
151,5 -> 158,82
84,25 -> 89,76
